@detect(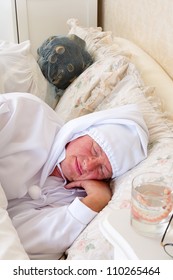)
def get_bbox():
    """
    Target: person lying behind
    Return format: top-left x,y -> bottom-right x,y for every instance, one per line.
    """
0,93 -> 149,259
